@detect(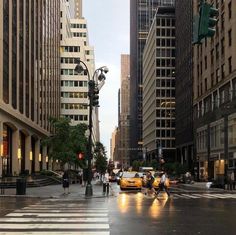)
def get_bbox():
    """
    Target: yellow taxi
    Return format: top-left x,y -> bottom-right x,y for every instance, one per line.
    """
153,172 -> 170,189
120,171 -> 142,190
